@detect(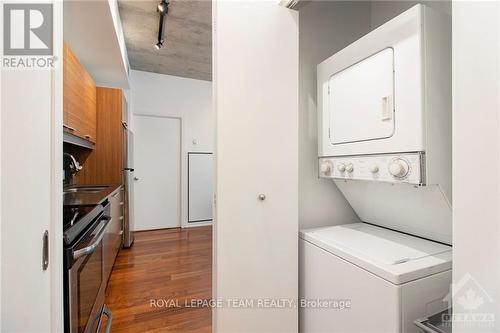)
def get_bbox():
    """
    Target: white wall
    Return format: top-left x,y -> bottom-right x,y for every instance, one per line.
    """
453,2 -> 500,331
108,0 -> 130,77
298,1 -> 372,229
130,70 -> 213,152
370,0 -> 451,29
130,70 -> 213,227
